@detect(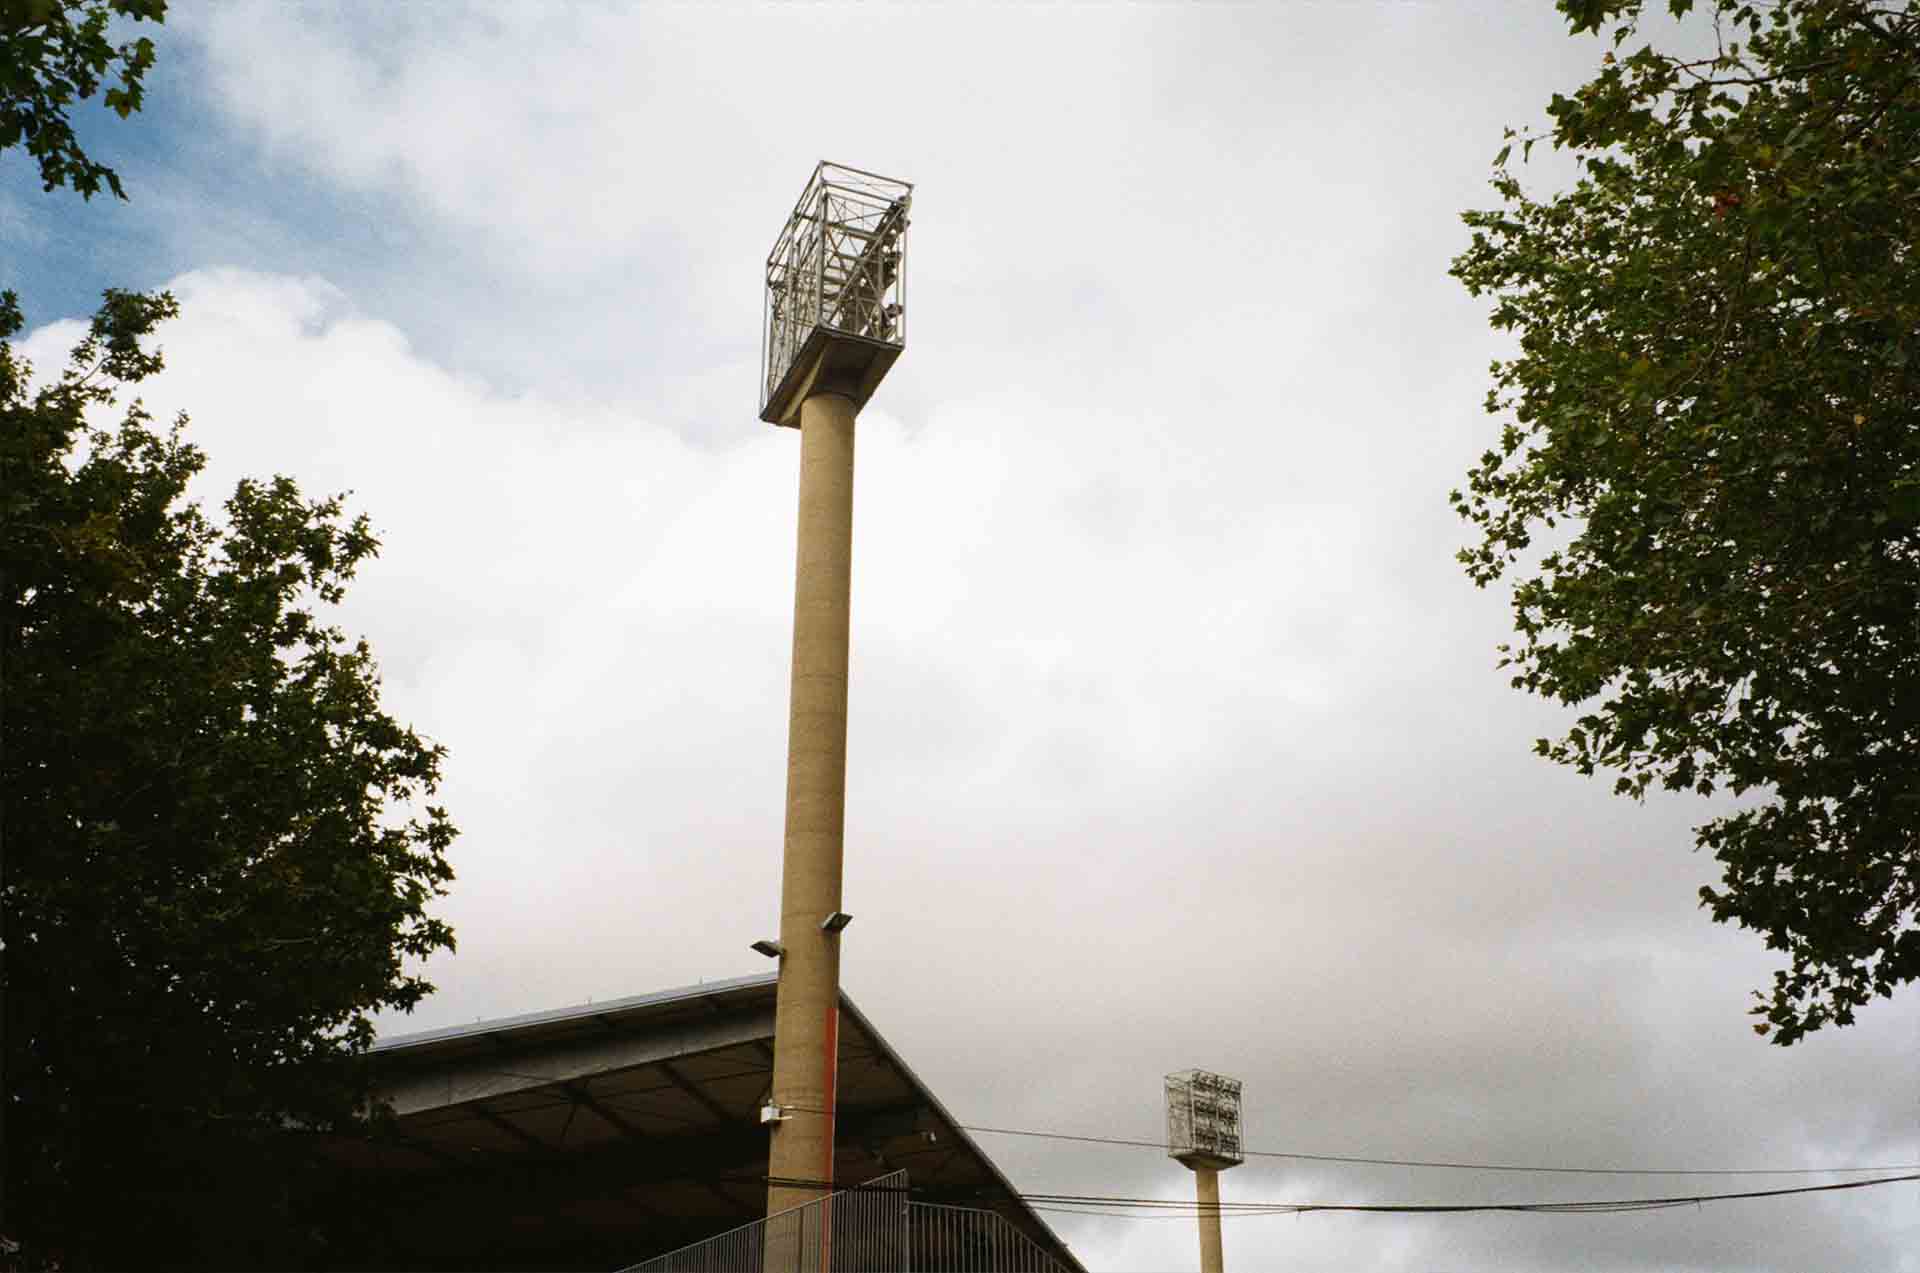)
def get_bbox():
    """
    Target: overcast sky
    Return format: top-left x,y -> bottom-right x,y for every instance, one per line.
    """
7,2 -> 1918,1269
